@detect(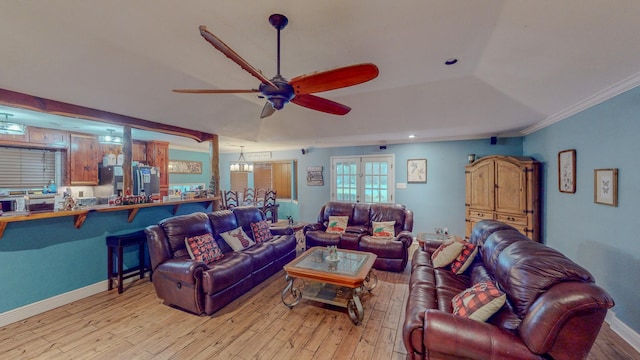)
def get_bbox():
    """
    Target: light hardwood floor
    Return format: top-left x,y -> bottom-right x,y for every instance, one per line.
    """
1,250 -> 638,359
